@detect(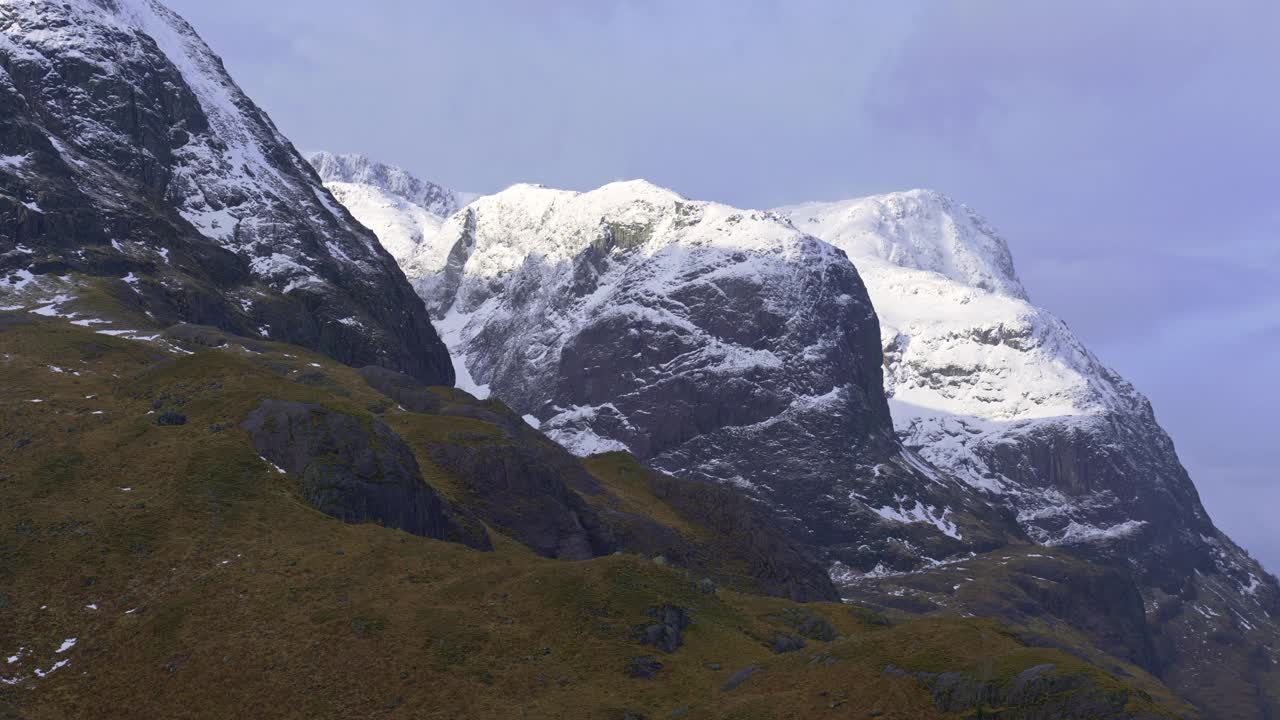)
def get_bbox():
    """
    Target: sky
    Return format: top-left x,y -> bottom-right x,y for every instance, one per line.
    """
168,0 -> 1280,572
